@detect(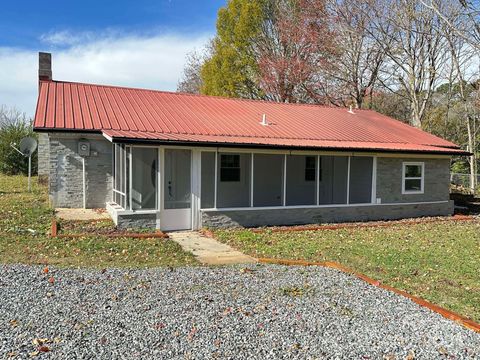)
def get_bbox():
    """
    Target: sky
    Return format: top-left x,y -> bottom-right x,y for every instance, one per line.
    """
0,0 -> 225,116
